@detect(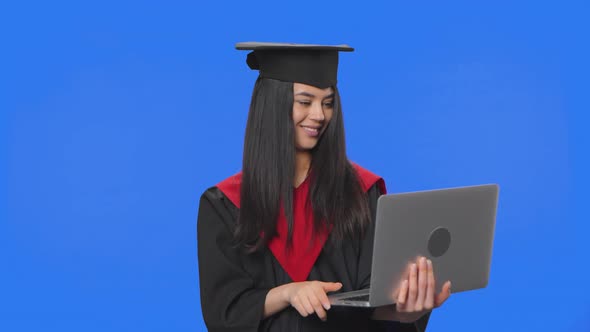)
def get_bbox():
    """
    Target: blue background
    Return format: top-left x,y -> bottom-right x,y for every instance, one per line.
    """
1,1 -> 589,331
